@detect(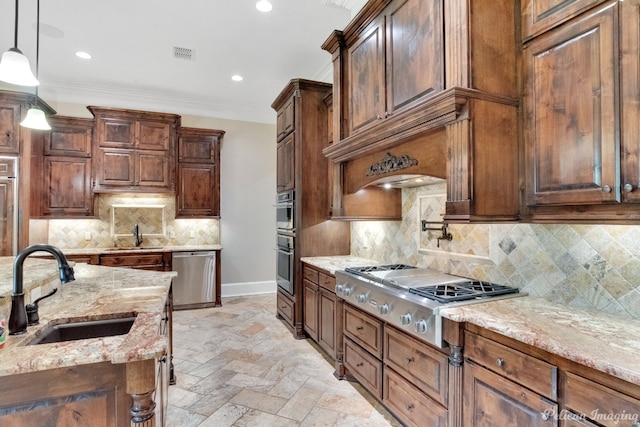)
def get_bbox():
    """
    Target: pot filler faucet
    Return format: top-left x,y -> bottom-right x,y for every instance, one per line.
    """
8,244 -> 75,335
